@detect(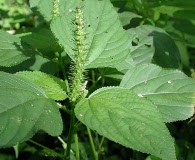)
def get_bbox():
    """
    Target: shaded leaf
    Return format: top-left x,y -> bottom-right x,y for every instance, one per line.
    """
19,28 -> 62,59
120,64 -> 195,122
75,87 -> 176,160
118,11 -> 142,26
2,55 -> 58,76
128,25 -> 180,68
0,30 -> 33,67
98,68 -> 124,80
